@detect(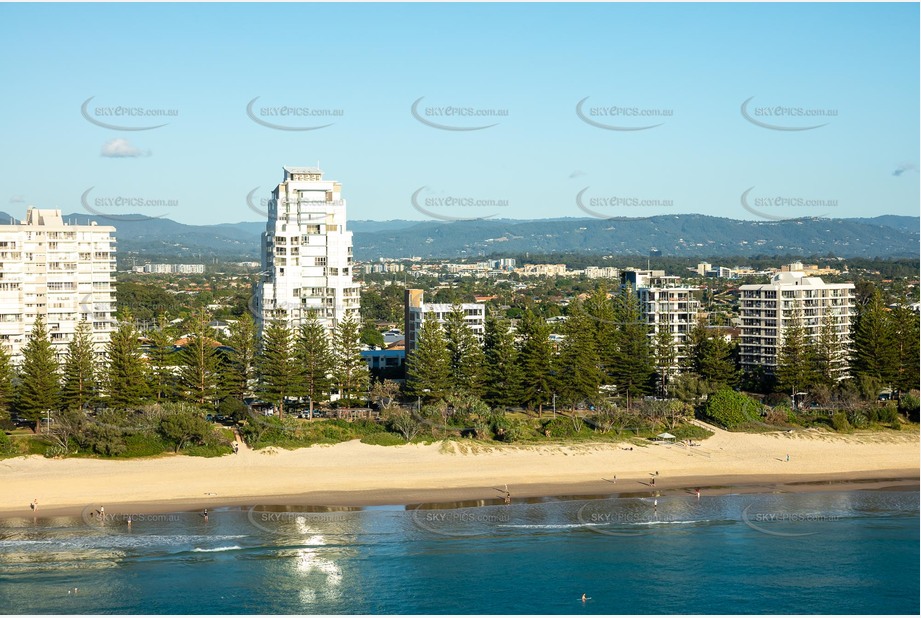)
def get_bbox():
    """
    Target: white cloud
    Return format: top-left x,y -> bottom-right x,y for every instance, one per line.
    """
9,194 -> 25,203
101,138 -> 149,158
